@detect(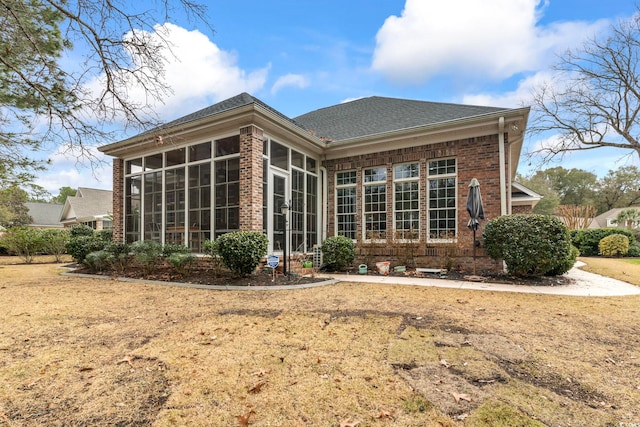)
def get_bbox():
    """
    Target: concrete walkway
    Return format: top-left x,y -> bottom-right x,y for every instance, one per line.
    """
320,261 -> 640,297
